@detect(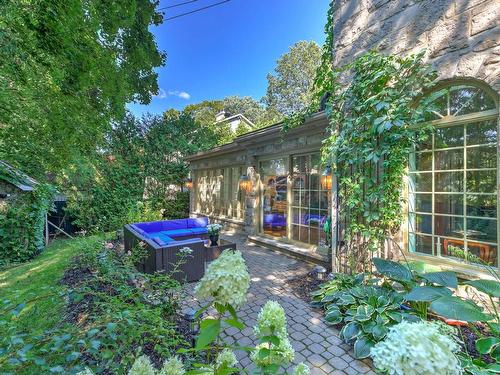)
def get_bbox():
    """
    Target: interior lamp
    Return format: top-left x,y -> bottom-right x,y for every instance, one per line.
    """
185,177 -> 193,190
